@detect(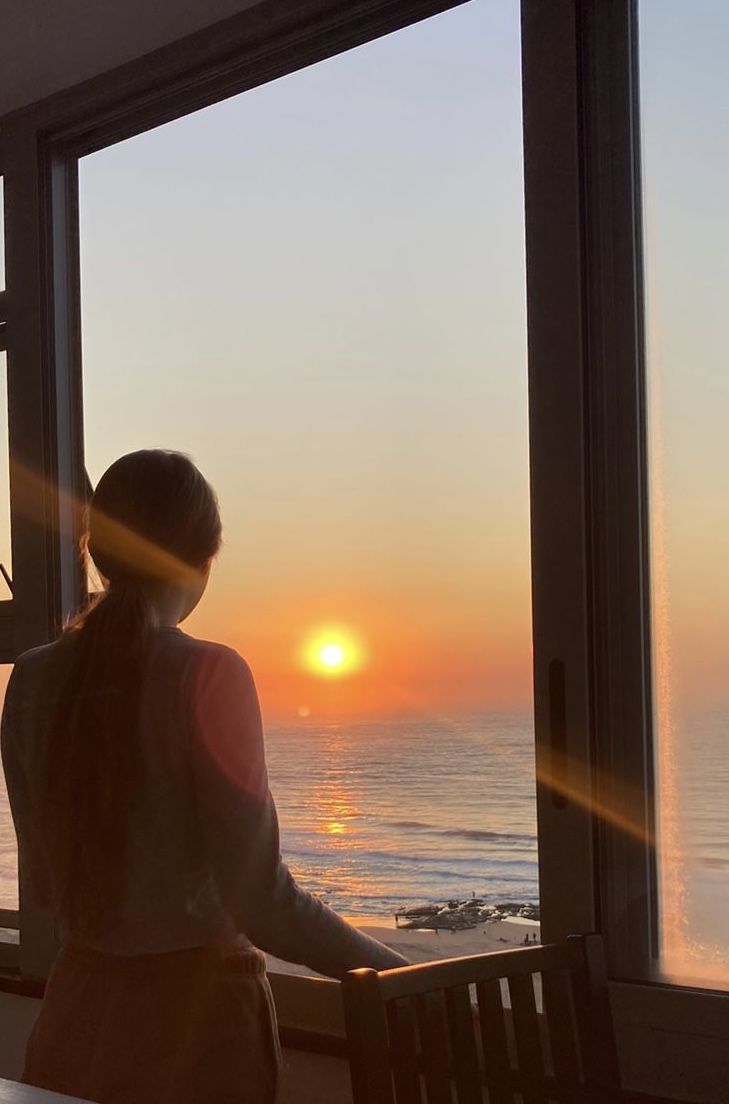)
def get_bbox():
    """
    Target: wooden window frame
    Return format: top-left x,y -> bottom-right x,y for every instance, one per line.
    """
522,0 -> 655,980
0,174 -> 17,662
523,1 -> 729,1092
